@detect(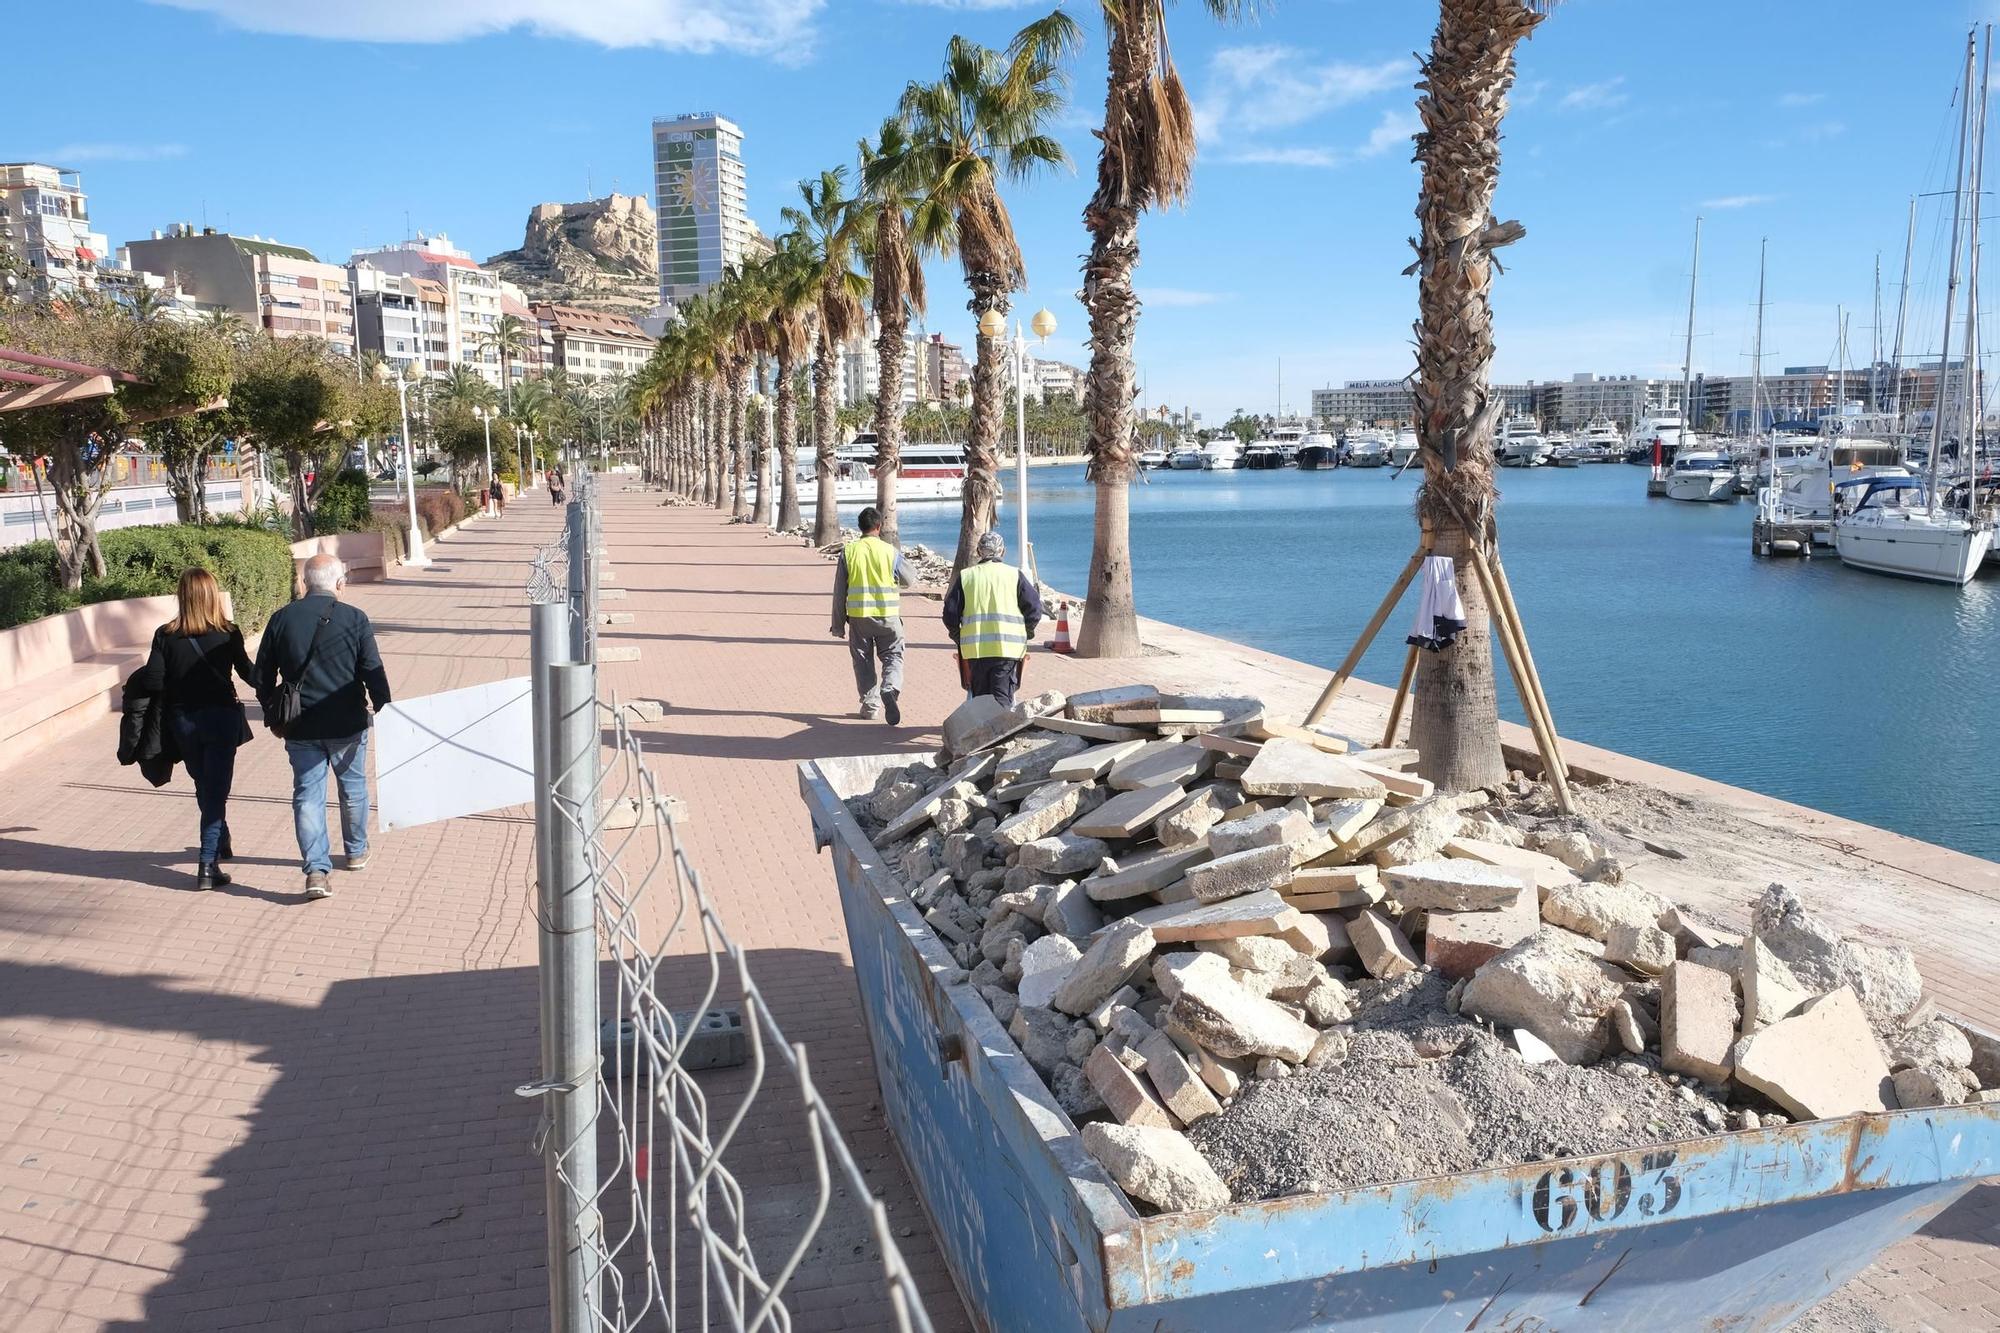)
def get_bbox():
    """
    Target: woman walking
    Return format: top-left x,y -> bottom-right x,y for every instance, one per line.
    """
131,569 -> 259,889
